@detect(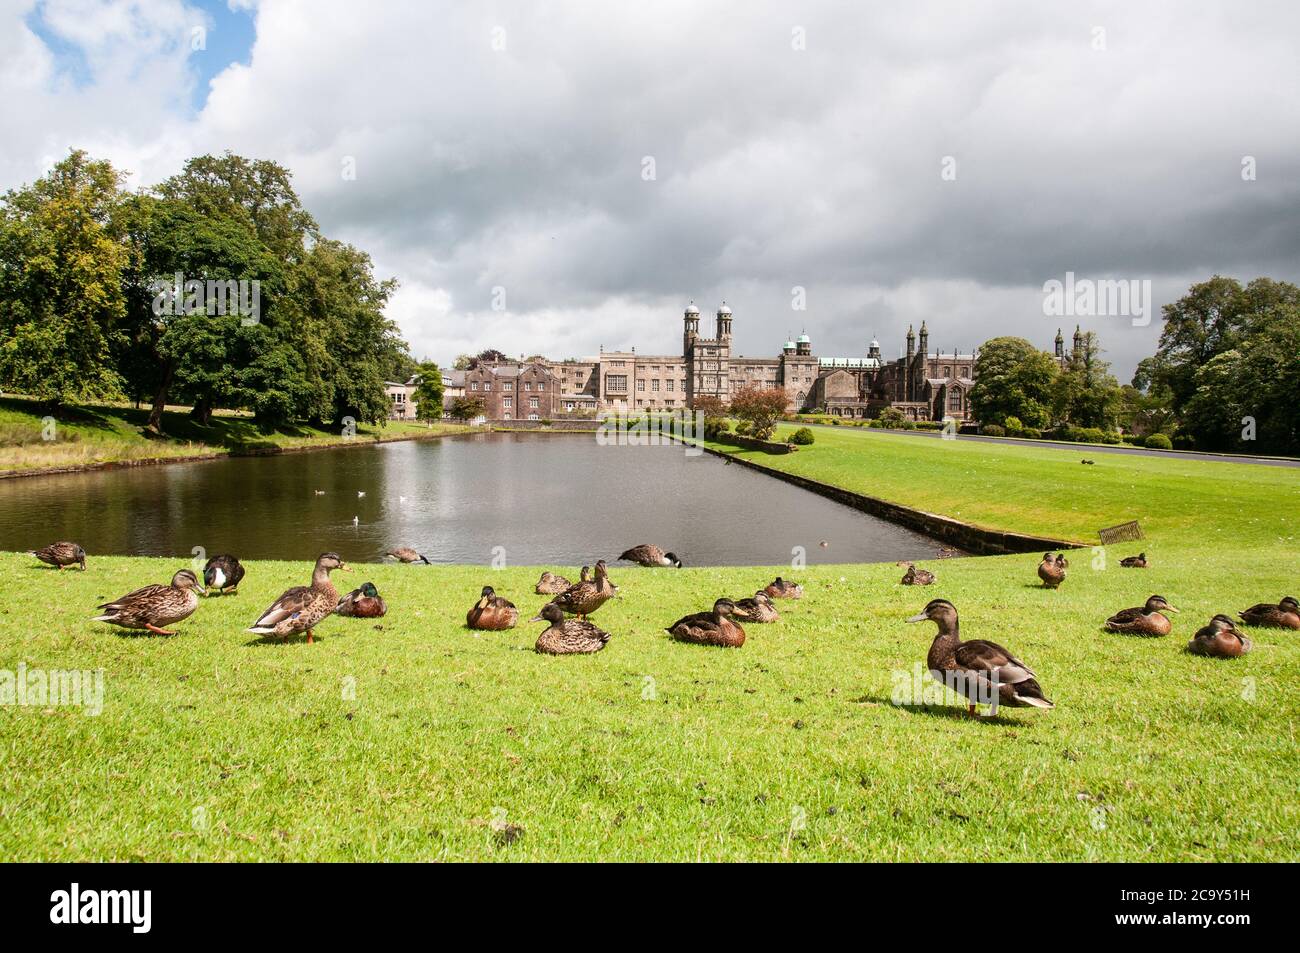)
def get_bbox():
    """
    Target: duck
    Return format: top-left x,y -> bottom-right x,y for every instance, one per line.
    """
466,585 -> 519,630
733,591 -> 779,623
92,569 -> 205,635
897,561 -> 935,585
247,552 -> 350,644
762,577 -> 804,600
667,598 -> 746,647
906,598 -> 1053,715
1186,614 -> 1252,658
534,570 -> 574,595
1037,553 -> 1068,589
336,581 -> 387,618
1238,596 -> 1299,630
385,547 -> 429,565
550,560 -> 615,619
1105,594 -> 1178,636
1120,552 -> 1148,569
29,541 -> 86,571
202,553 -> 245,595
618,544 -> 682,568
530,603 -> 610,654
